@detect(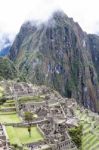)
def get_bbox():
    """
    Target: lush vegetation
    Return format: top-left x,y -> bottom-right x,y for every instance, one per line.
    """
0,112 -> 20,123
6,126 -> 44,144
24,111 -> 33,122
75,109 -> 99,150
68,125 -> 83,149
0,57 -> 17,80
6,126 -> 21,145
